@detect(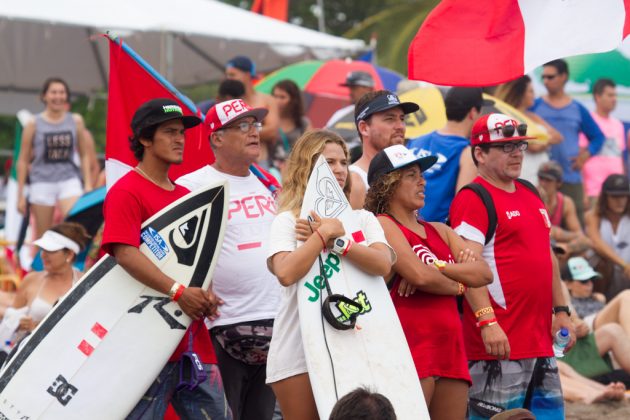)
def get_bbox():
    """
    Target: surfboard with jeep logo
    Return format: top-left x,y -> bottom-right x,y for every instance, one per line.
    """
0,181 -> 229,420
297,156 -> 429,419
